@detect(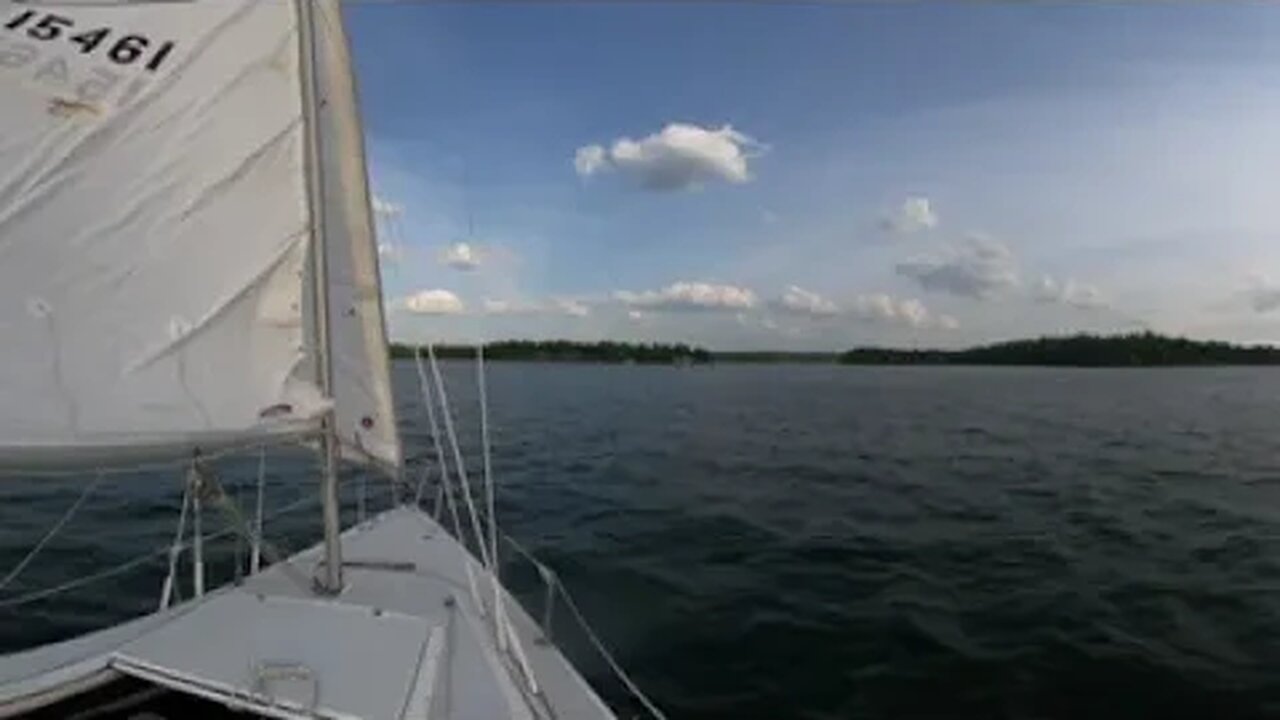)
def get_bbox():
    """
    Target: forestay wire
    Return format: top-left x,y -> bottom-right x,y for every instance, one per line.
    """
411,340 -> 667,720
